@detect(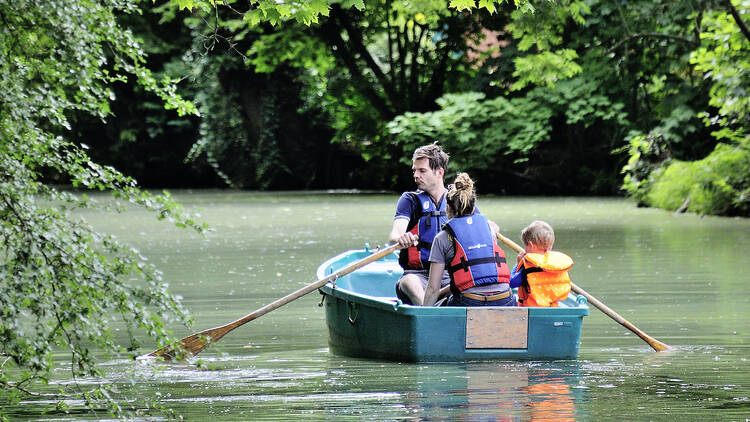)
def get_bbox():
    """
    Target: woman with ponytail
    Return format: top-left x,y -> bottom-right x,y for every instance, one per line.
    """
423,173 -> 516,307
